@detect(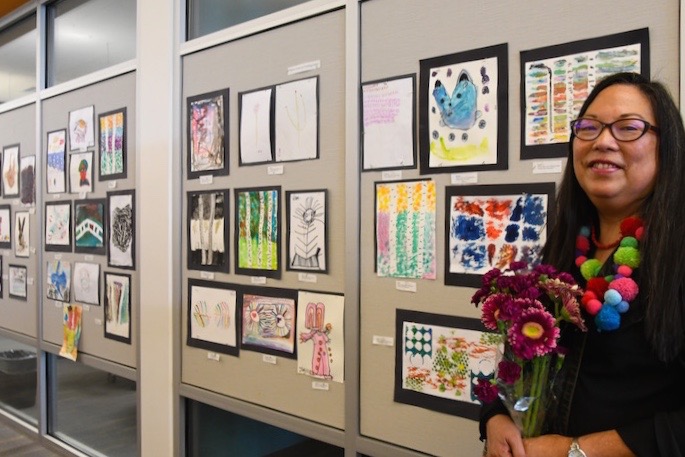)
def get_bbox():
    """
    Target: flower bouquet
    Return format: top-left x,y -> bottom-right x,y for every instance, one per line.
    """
471,261 -> 586,438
